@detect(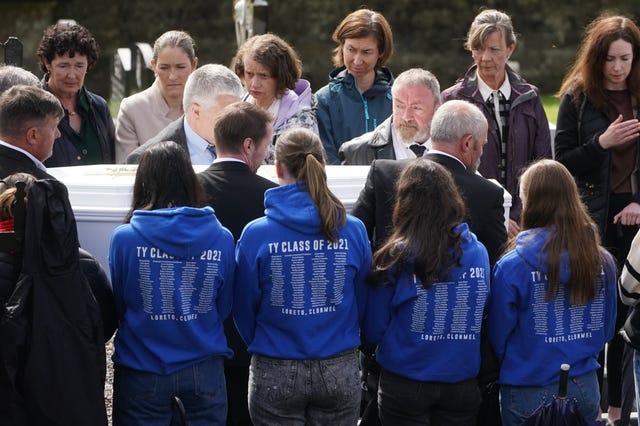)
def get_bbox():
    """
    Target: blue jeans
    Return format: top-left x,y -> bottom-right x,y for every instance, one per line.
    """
499,370 -> 599,425
113,356 -> 227,426
248,350 -> 360,426
377,369 -> 481,426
